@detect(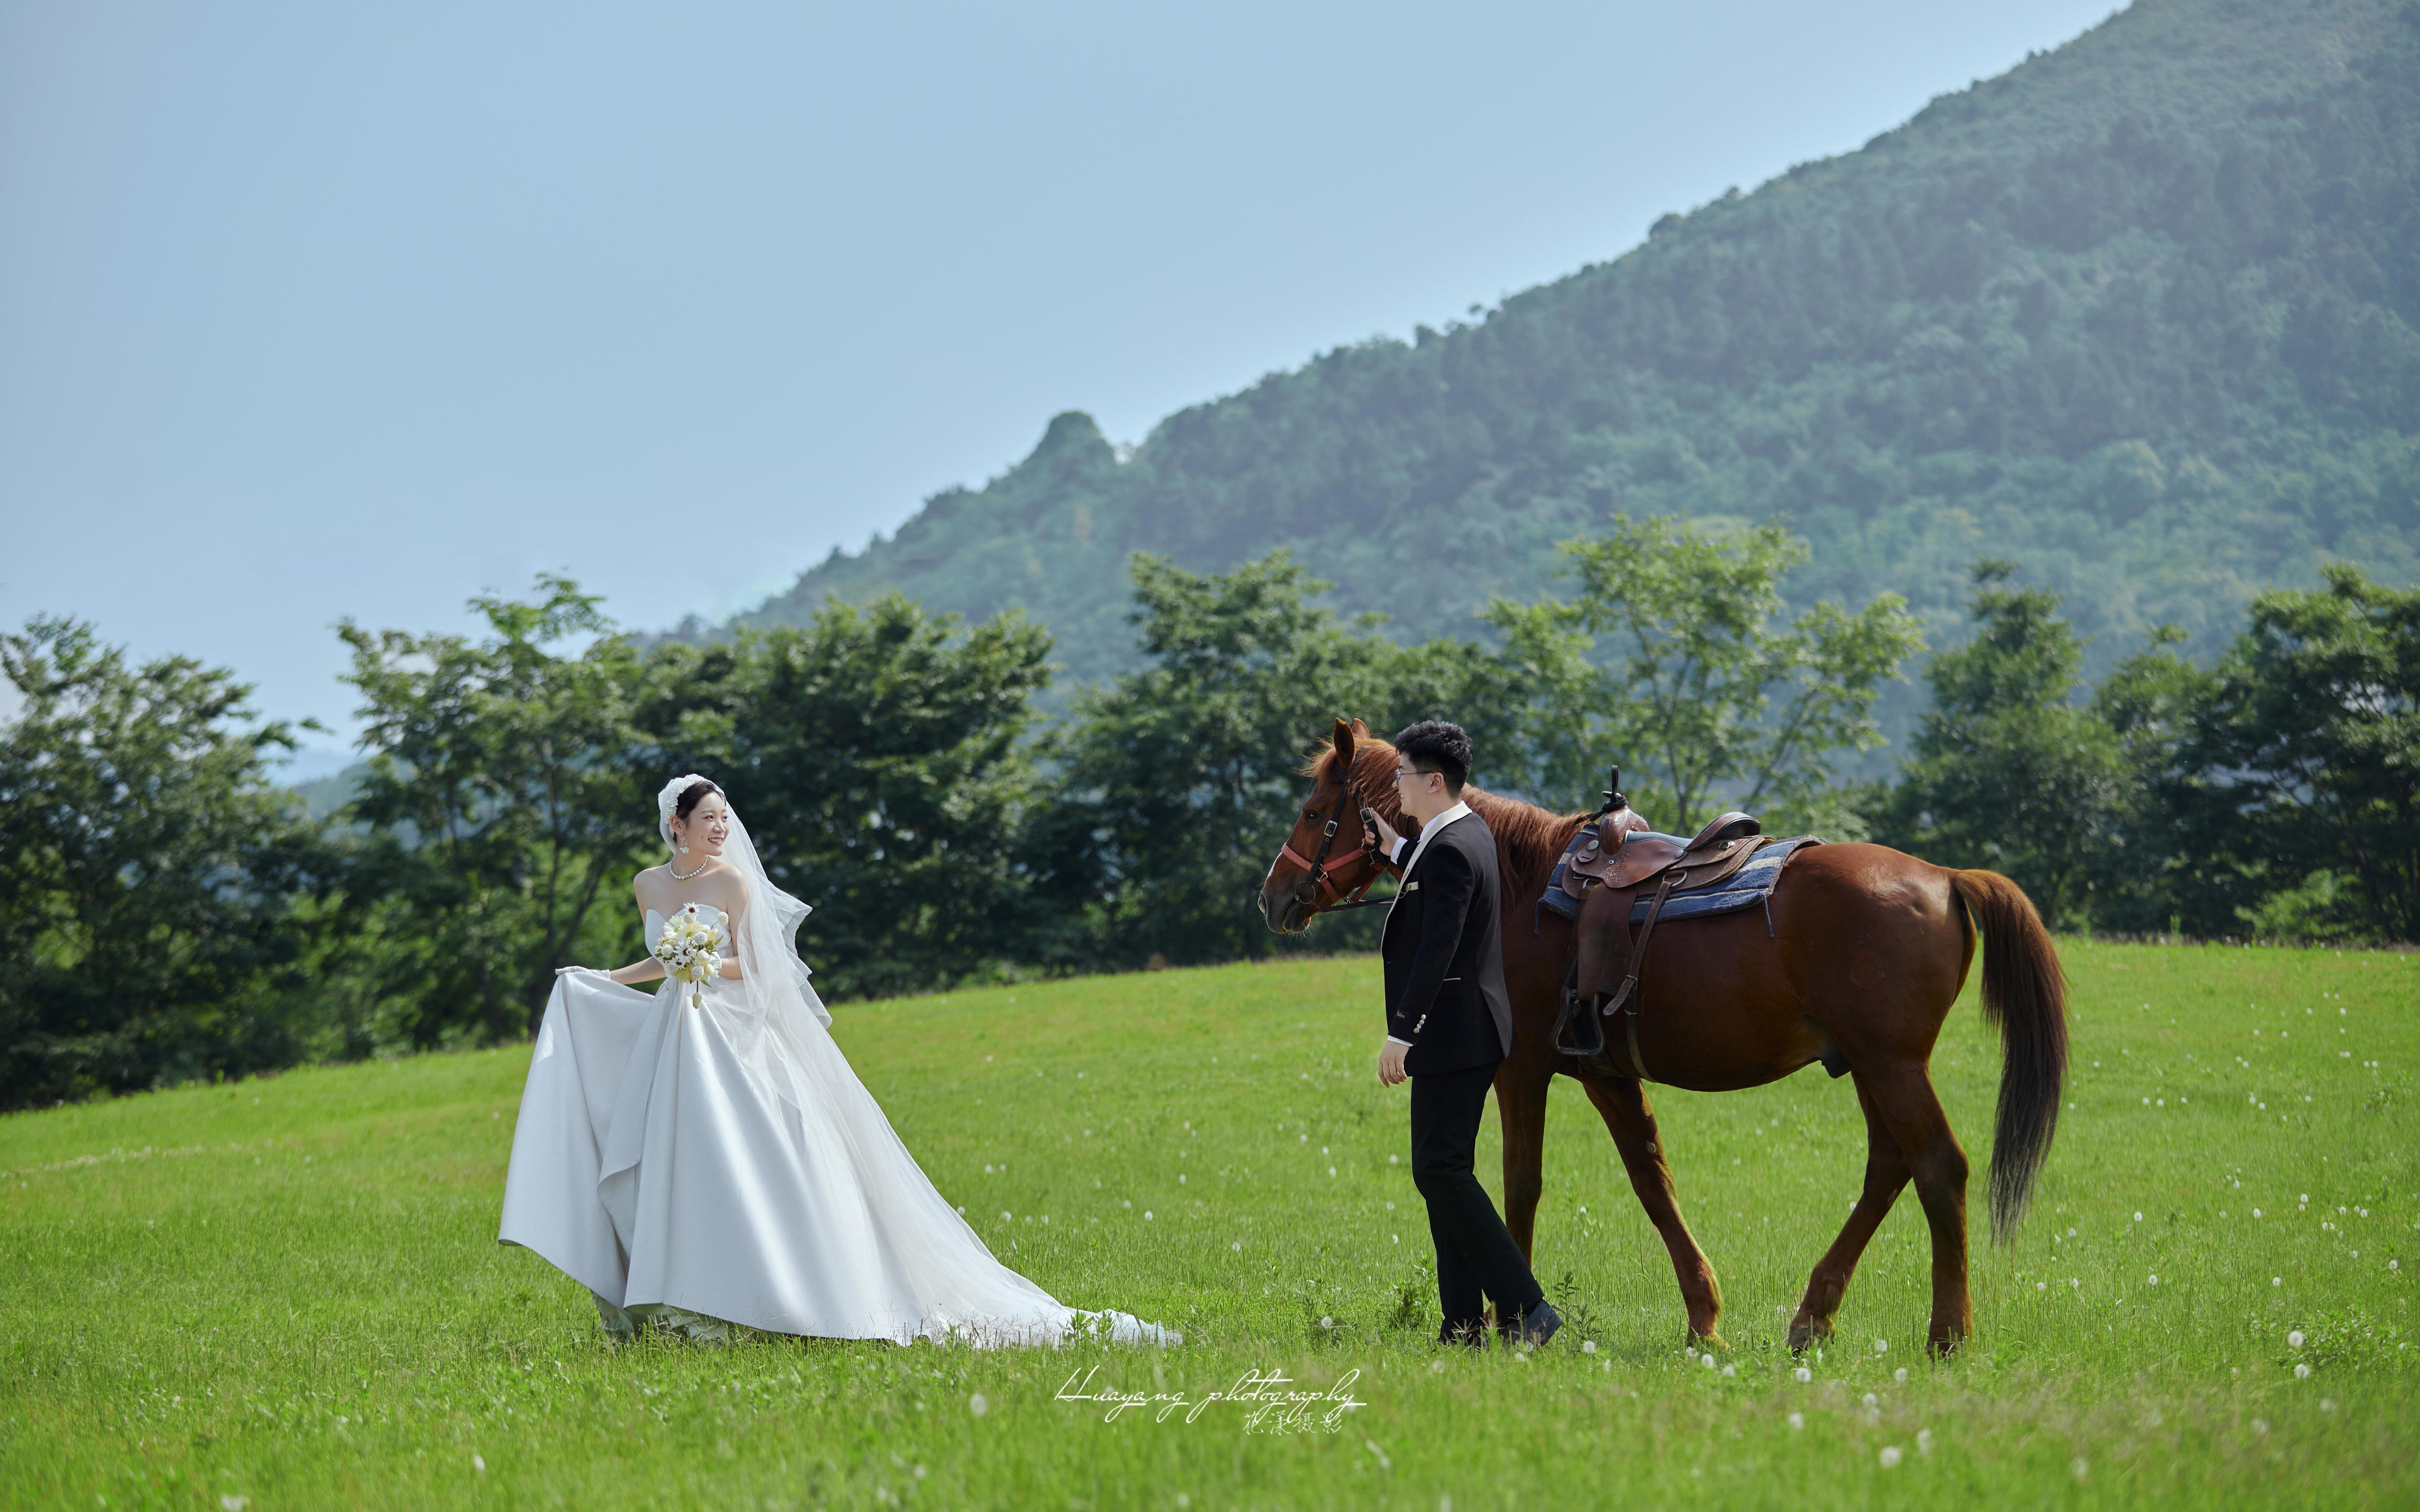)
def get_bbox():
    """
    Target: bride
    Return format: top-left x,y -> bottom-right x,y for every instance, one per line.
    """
498,773 -> 1178,1349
